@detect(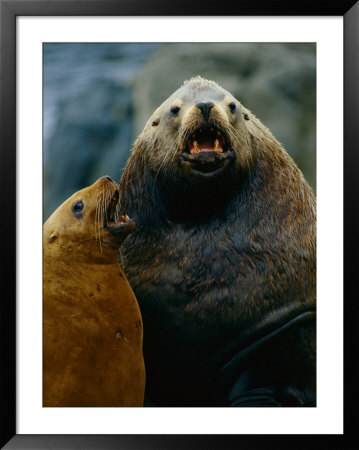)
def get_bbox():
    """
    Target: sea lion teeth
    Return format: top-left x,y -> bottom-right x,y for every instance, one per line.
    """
193,141 -> 199,153
214,139 -> 219,150
118,75 -> 316,408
